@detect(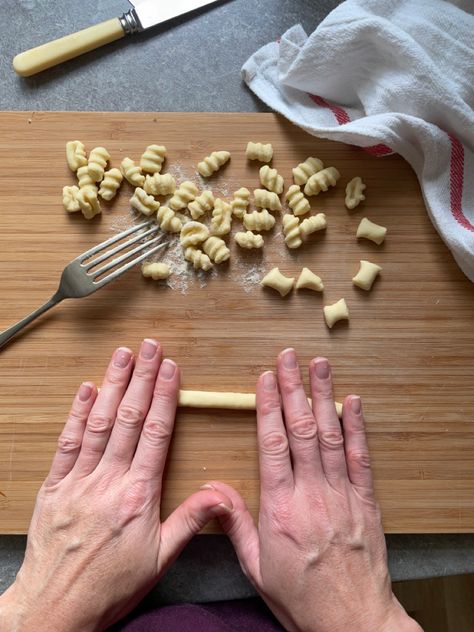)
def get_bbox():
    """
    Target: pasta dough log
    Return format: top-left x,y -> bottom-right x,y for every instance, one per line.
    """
141,262 -> 171,280
156,206 -> 183,233
121,157 -> 145,187
197,151 -> 231,177
63,185 -> 81,213
99,168 -> 123,201
299,213 -> 327,239
230,187 -> 250,219
324,298 -> 350,329
235,231 -> 264,249
282,214 -> 302,249
261,267 -> 295,297
253,189 -> 282,211
304,167 -> 340,196
345,177 -> 366,210
140,145 -> 167,174
130,188 -> 160,217
285,185 -> 310,216
296,267 -> 324,292
66,140 -> 87,172
169,181 -> 199,211
184,247 -> 213,271
356,217 -> 387,245
77,187 -> 101,220
292,156 -> 324,186
243,209 -> 275,232
246,141 -> 273,163
352,260 -> 382,290
203,236 -> 230,263
77,165 -> 97,192
180,221 -> 210,248
259,165 -> 284,195
88,147 -> 110,183
210,199 -> 233,236
144,173 -> 176,197
188,190 -> 215,220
